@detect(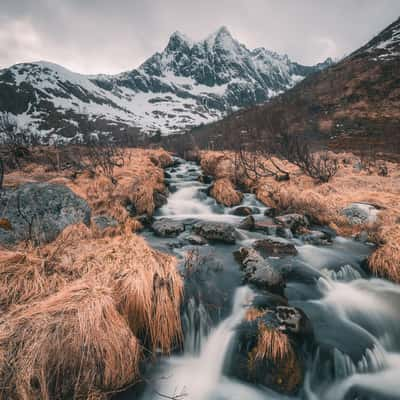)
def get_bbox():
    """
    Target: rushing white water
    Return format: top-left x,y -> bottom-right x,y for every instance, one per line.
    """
142,286 -> 259,400
134,159 -> 400,400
